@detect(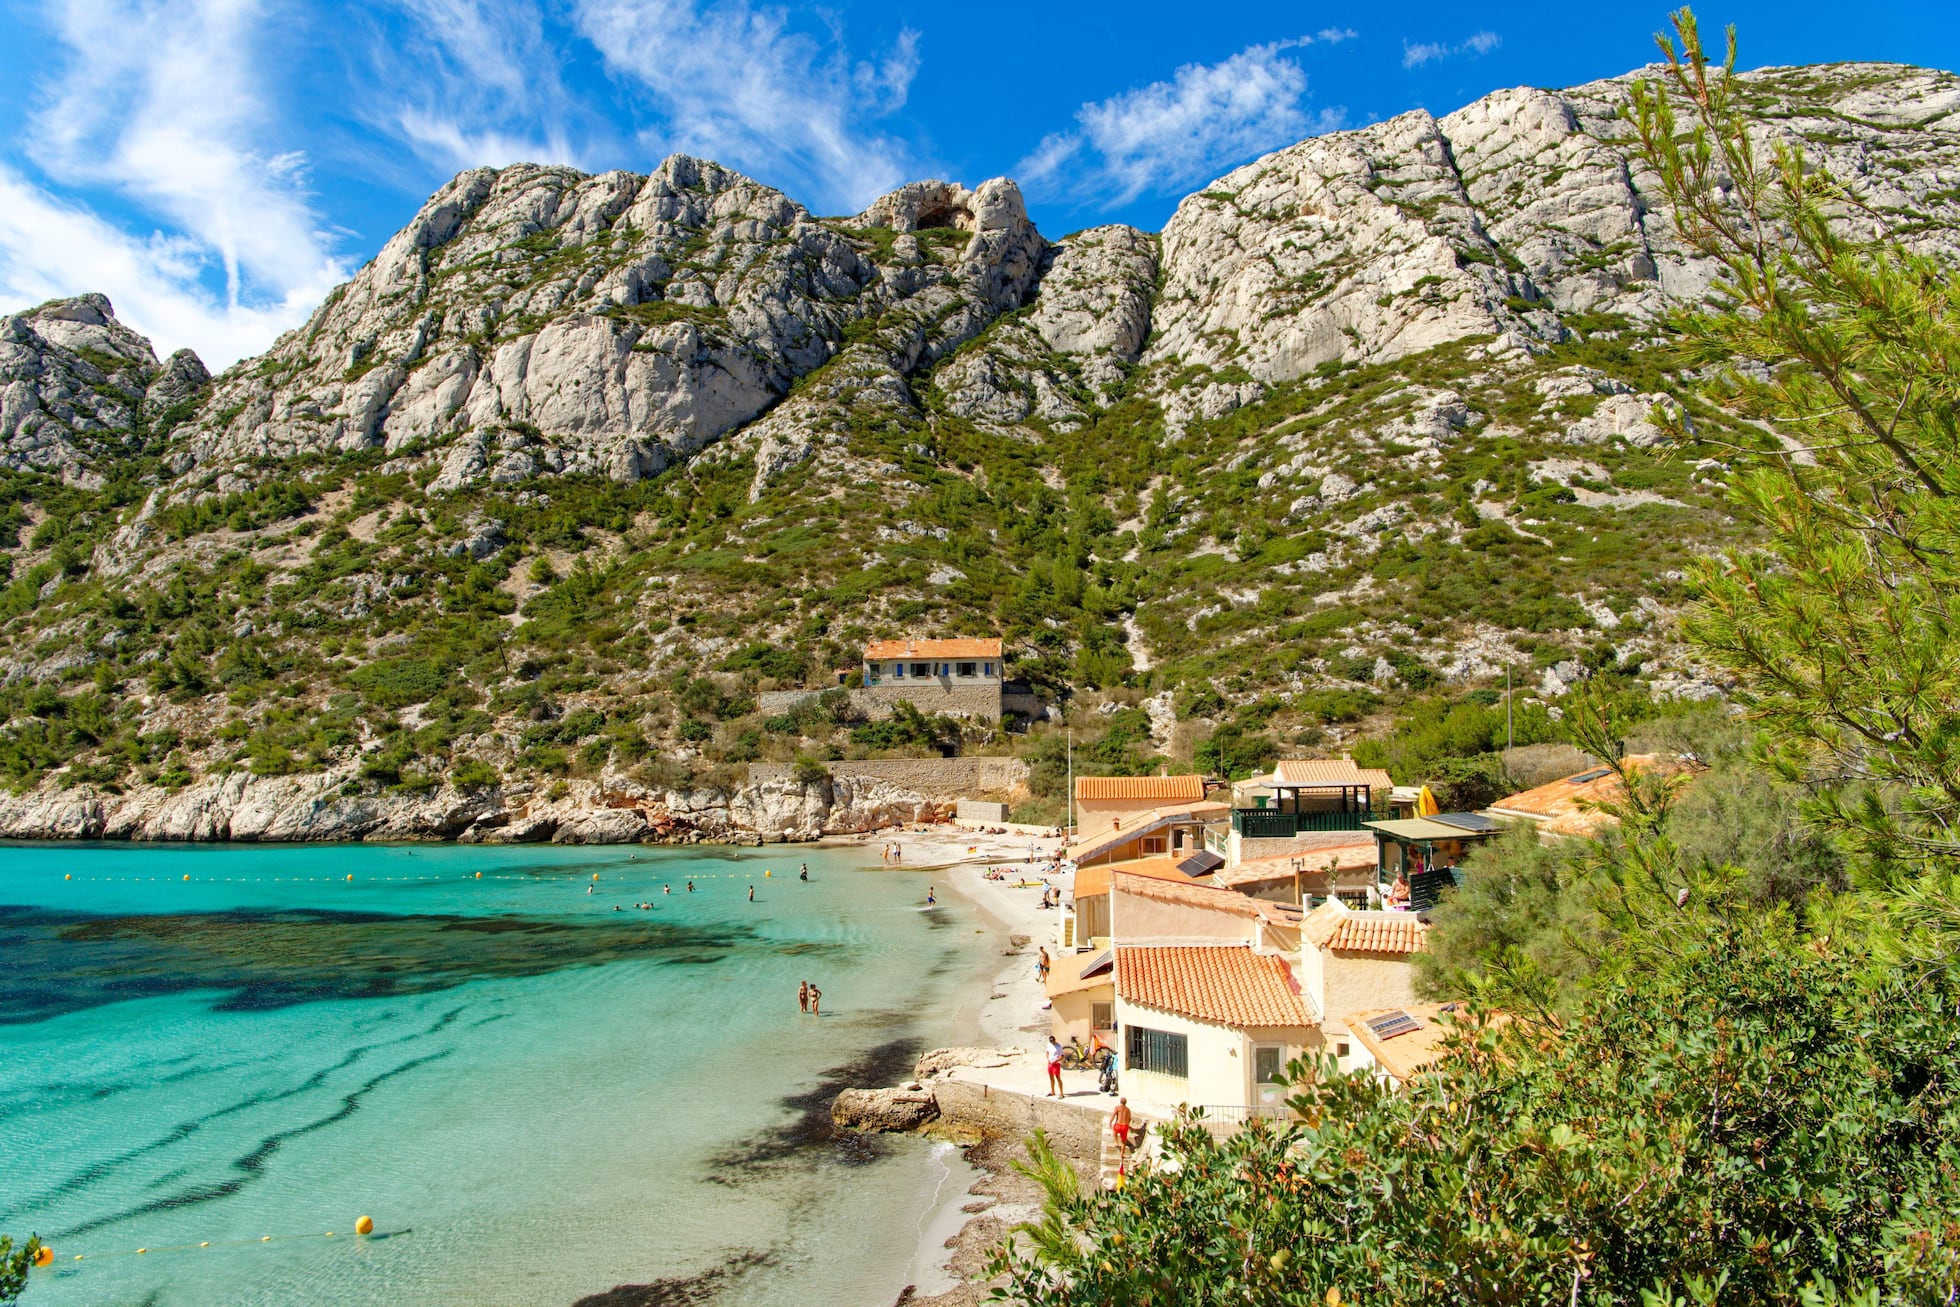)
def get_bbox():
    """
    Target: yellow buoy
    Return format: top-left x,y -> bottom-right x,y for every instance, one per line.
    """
183,874 -> 191,881
33,1245 -> 52,1267
346,874 -> 354,882
592,873 -> 600,880
764,870 -> 772,877
64,873 -> 72,880
475,871 -> 482,879
137,1248 -> 148,1255
355,1215 -> 373,1236
325,1232 -> 335,1238
199,1242 -> 210,1248
262,1236 -> 271,1242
